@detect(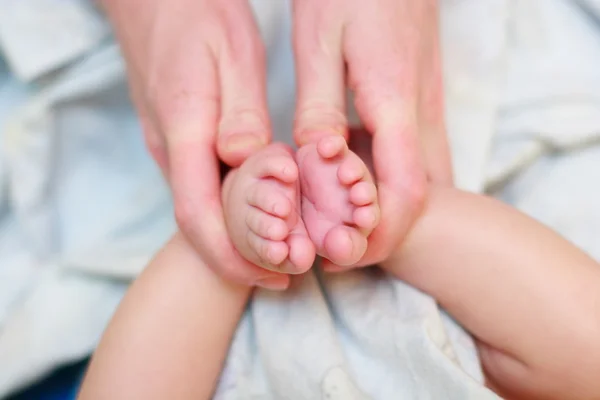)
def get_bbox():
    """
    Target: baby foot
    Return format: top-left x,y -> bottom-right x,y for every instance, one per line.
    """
296,135 -> 380,266
223,143 -> 316,274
